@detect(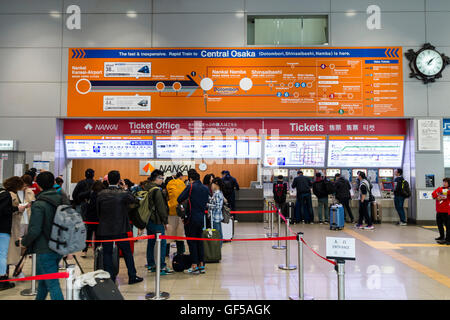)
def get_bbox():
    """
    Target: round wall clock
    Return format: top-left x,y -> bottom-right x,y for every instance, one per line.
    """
405,43 -> 450,84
